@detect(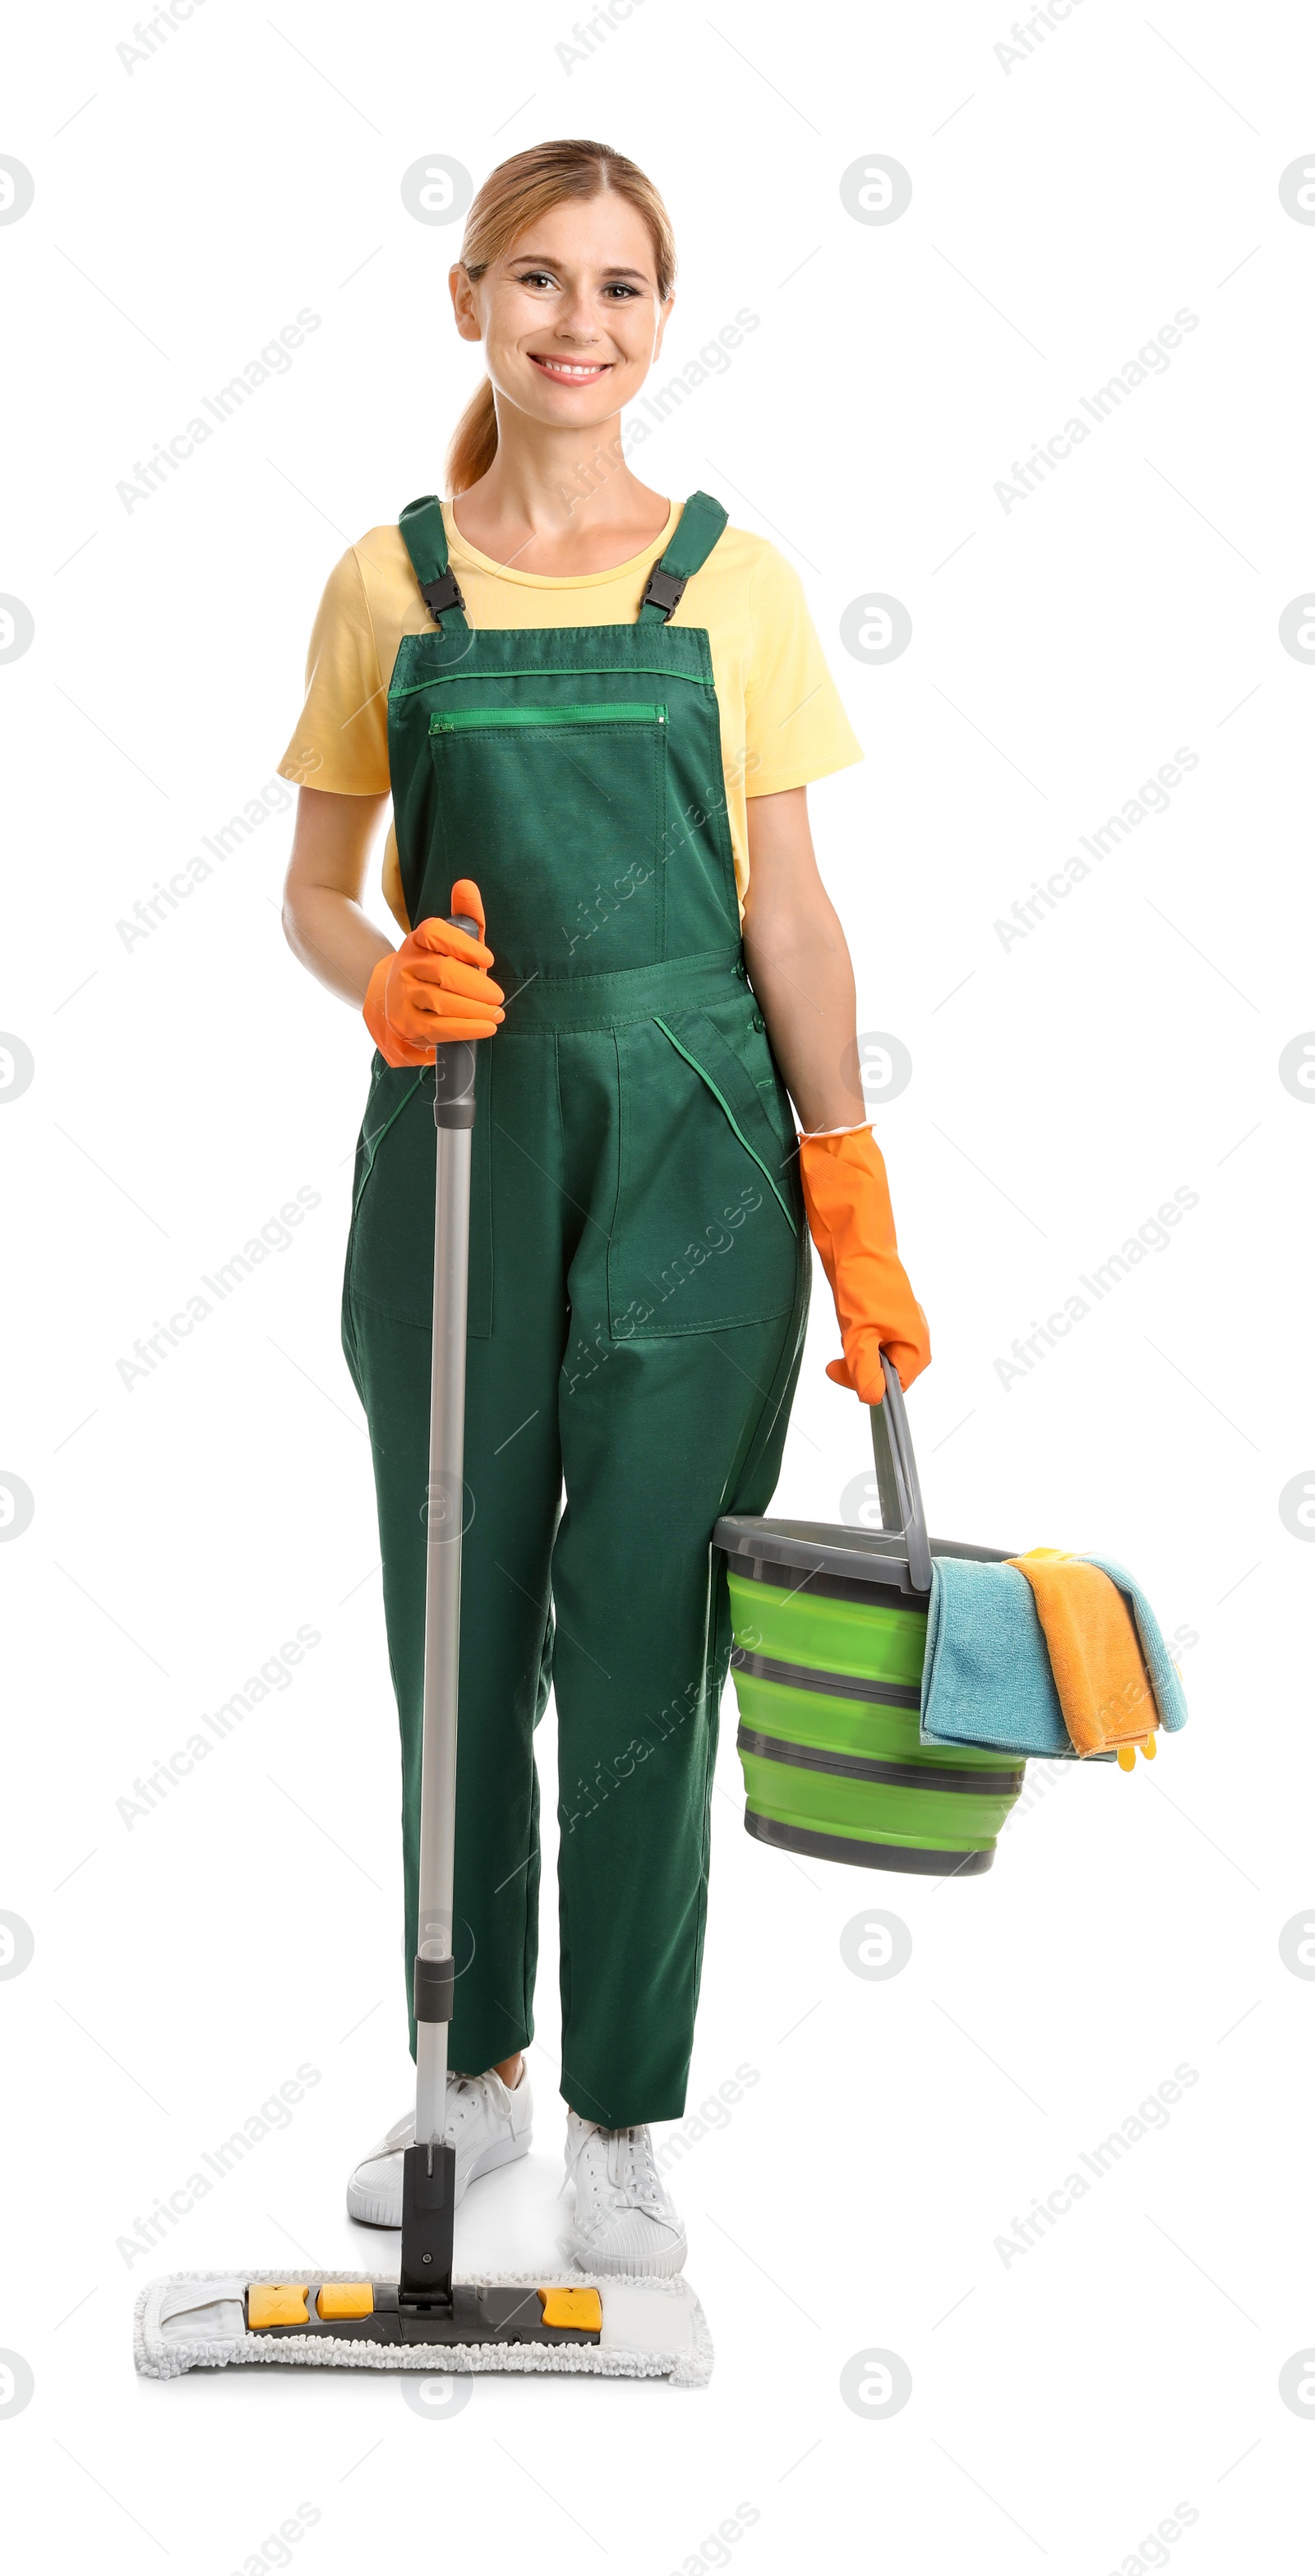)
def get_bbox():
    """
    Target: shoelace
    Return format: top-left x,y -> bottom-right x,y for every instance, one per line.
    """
565,2122 -> 663,2212
378,2072 -> 510,2162
445,2071 -> 507,2142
